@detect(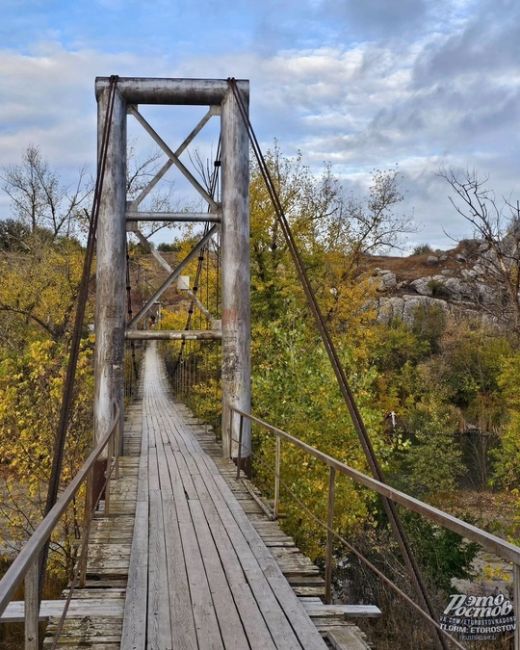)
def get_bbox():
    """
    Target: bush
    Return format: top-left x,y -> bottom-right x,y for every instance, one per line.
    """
412,243 -> 433,255
427,279 -> 450,299
412,304 -> 446,353
158,242 -> 180,252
